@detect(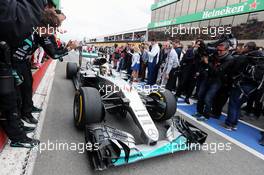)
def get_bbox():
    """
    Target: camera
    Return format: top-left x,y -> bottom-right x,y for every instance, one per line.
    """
197,34 -> 238,58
